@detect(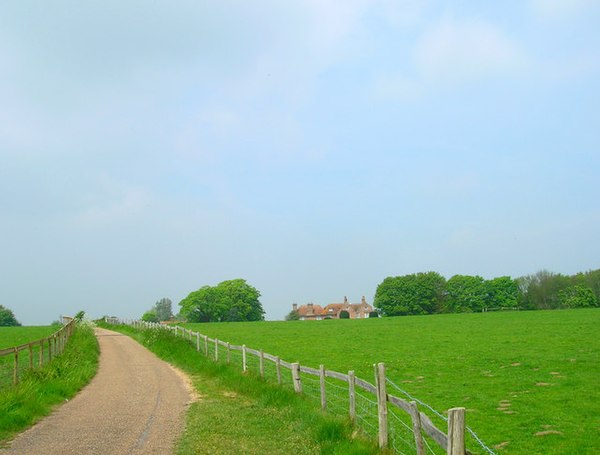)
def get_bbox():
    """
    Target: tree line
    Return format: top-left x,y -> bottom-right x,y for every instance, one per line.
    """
142,279 -> 265,323
374,269 -> 600,316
